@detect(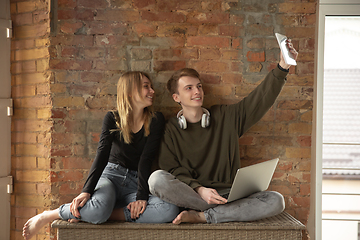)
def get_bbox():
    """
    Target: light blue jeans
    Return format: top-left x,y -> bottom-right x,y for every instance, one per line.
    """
148,170 -> 285,223
59,163 -> 179,224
